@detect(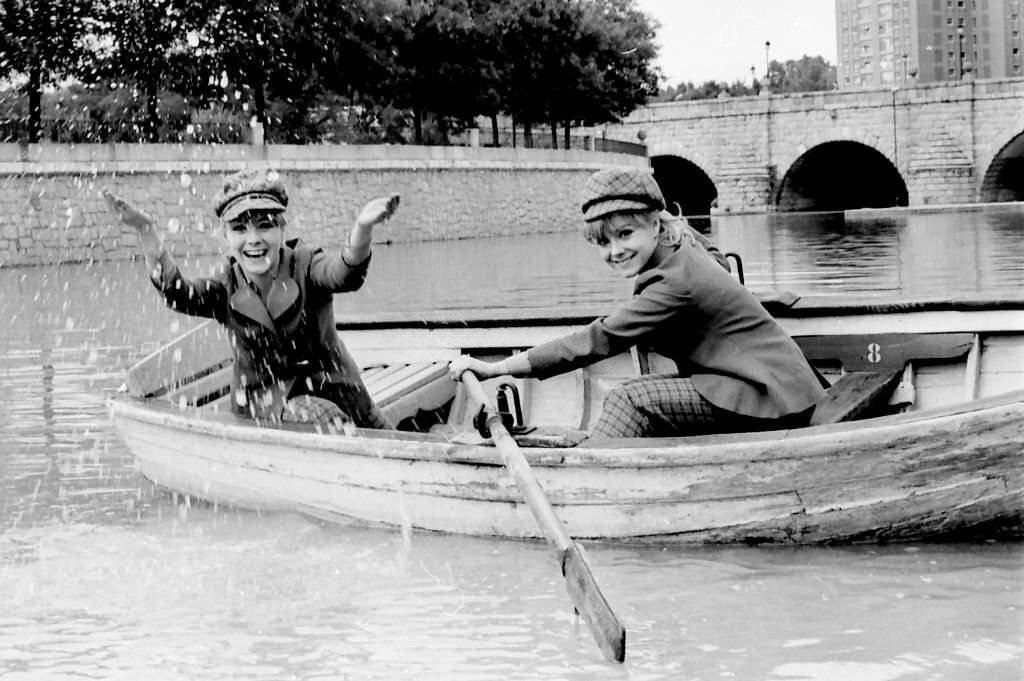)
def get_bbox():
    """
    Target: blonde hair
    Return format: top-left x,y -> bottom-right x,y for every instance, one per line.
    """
583,209 -> 688,247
